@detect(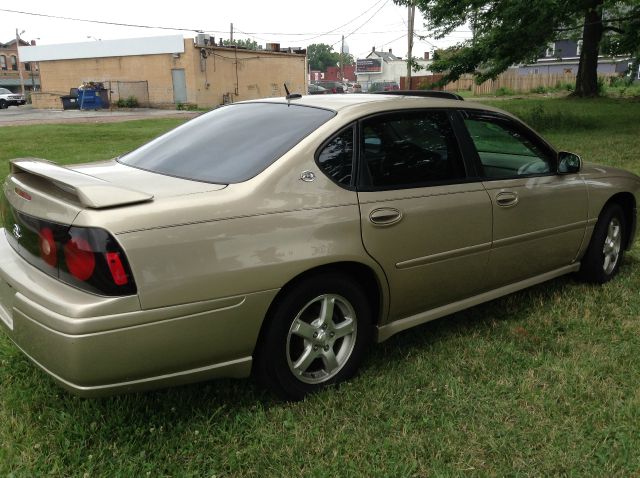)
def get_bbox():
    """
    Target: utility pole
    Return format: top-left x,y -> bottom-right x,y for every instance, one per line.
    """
230,23 -> 234,43
407,4 -> 415,89
15,29 -> 26,97
339,35 -> 345,82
